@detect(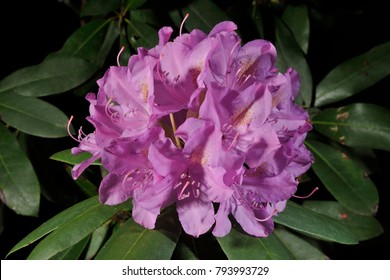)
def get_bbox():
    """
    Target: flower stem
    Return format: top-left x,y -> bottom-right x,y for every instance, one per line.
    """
169,113 -> 182,148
